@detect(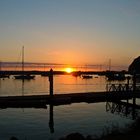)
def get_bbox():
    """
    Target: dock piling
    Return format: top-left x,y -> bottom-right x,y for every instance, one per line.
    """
49,69 -> 53,97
